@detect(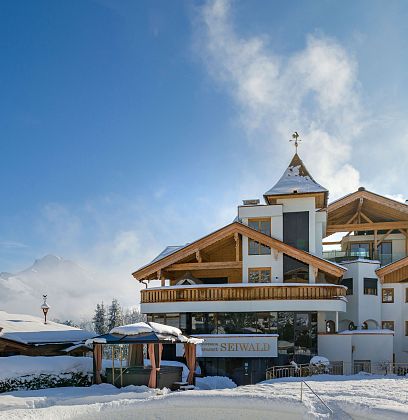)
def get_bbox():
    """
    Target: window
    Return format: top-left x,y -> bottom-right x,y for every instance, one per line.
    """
382,288 -> 394,303
382,321 -> 394,330
248,268 -> 271,283
406,288 -> 408,303
248,218 -> 271,255
406,321 -> 408,336
283,255 -> 309,282
364,278 -> 378,295
341,278 -> 353,295
283,211 -> 309,251
326,320 -> 336,334
377,242 -> 392,266
248,218 -> 271,235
